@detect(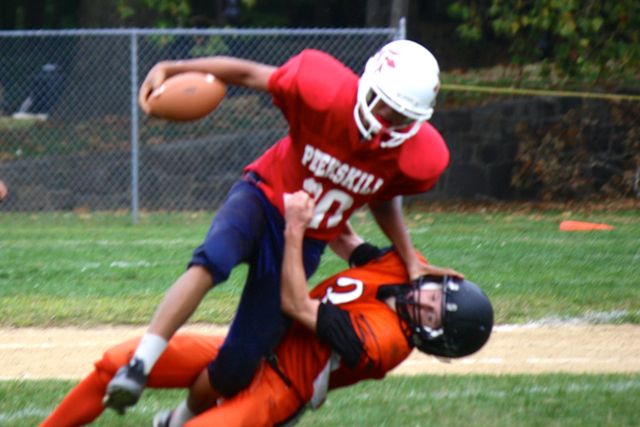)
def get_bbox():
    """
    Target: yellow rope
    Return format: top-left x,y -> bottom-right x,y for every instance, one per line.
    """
442,83 -> 640,102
